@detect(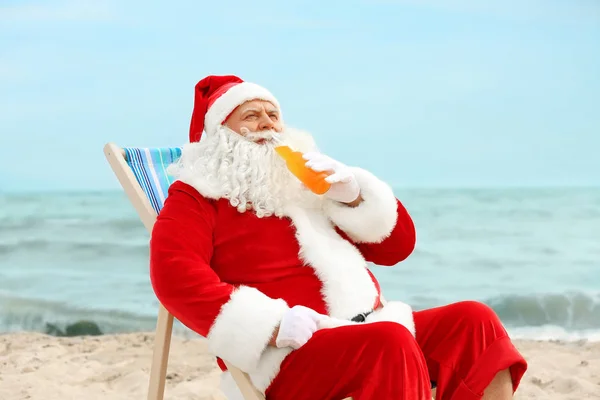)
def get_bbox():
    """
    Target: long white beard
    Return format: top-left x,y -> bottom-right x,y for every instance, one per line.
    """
168,125 -> 323,218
